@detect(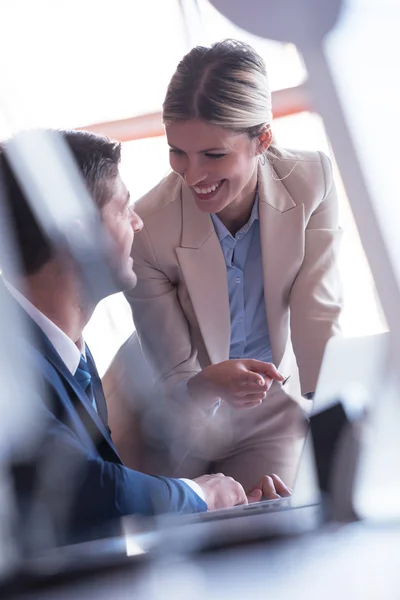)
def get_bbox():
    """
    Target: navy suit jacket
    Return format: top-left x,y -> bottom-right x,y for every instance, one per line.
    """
9,301 -> 206,543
